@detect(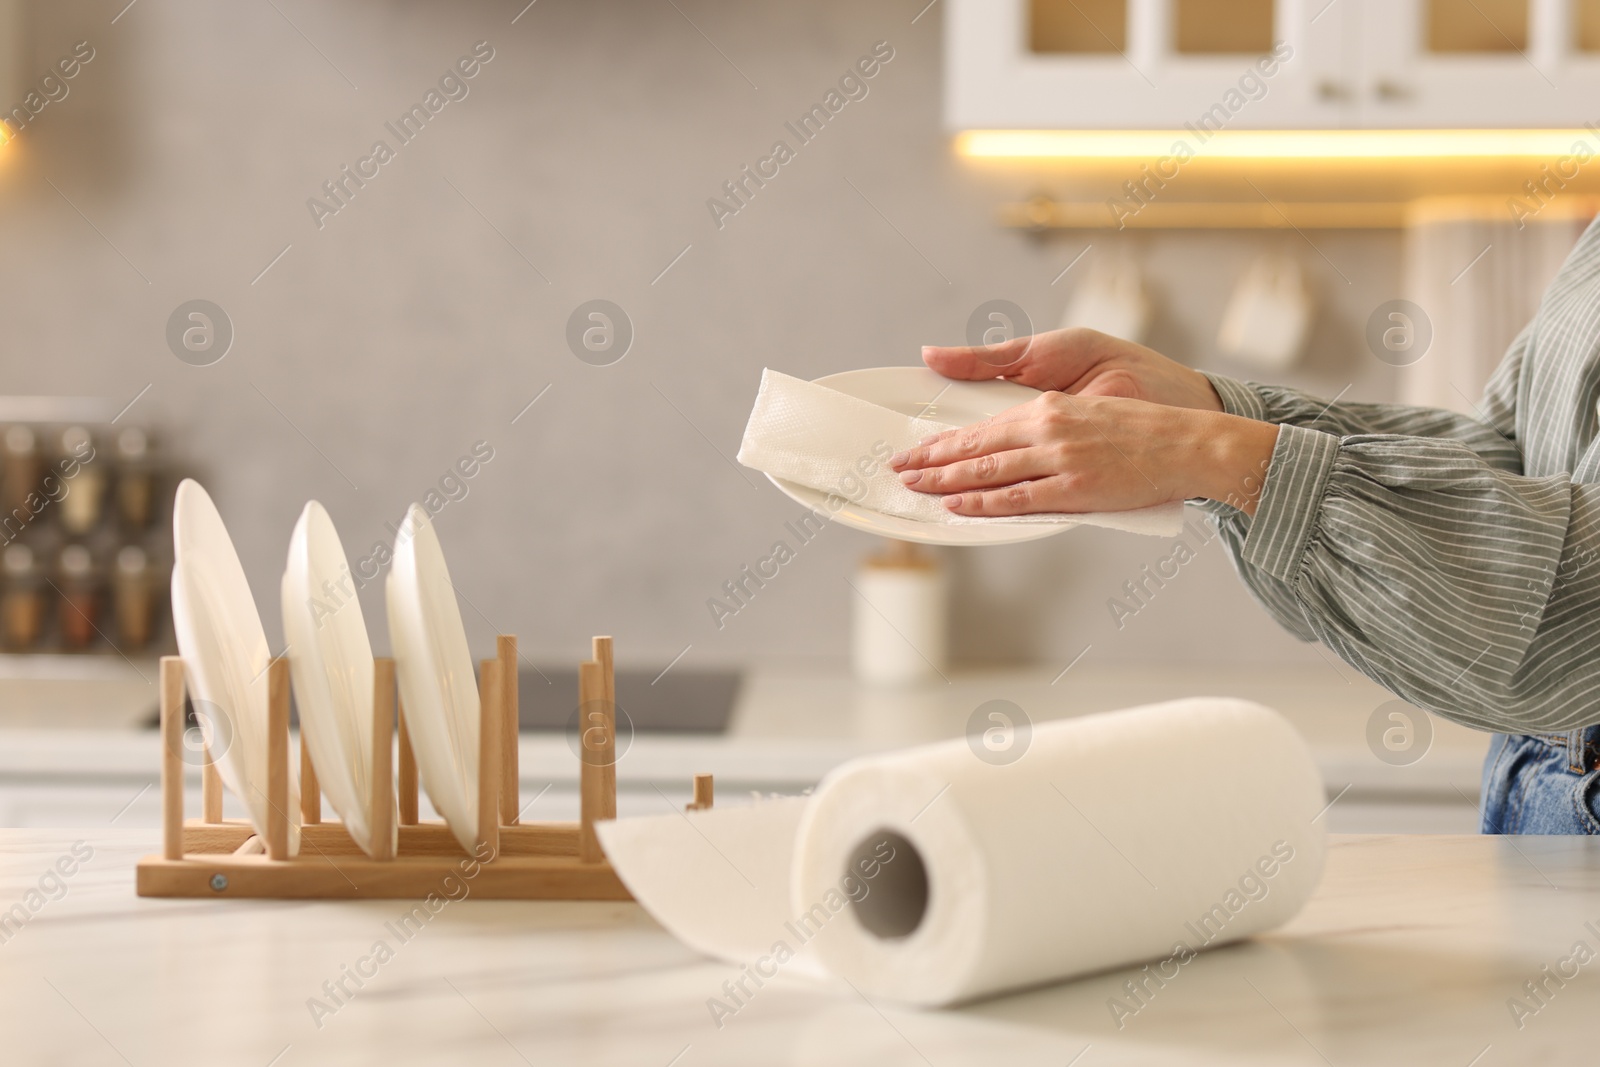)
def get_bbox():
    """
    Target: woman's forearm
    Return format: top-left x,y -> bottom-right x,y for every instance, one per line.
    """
891,394 -> 1282,518
1180,411 -> 1280,517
